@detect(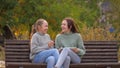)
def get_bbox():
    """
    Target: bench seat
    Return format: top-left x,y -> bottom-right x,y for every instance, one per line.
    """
6,62 -> 120,68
